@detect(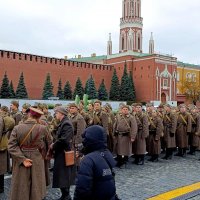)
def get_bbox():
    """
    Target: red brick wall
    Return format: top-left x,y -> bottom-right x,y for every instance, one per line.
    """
0,50 -> 113,99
